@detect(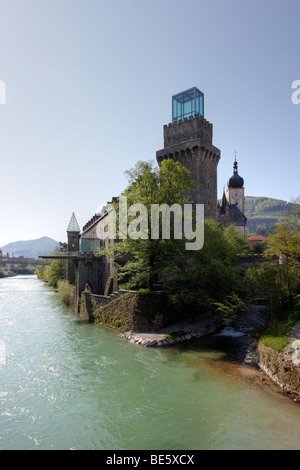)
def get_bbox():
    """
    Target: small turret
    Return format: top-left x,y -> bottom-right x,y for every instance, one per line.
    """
66,212 -> 80,285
